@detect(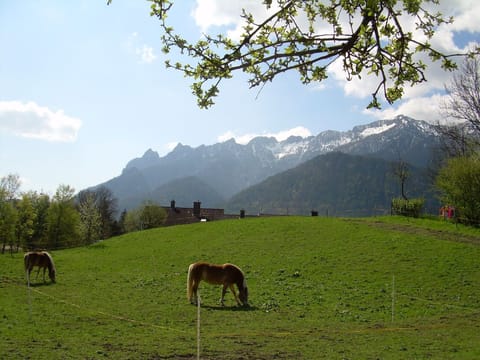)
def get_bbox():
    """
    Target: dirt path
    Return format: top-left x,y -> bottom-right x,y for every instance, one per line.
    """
345,218 -> 480,246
